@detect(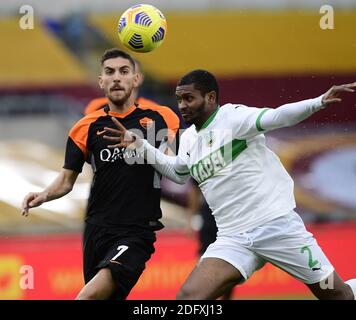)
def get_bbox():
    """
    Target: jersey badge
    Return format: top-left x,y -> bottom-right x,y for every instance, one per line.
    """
139,117 -> 154,130
204,131 -> 215,147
